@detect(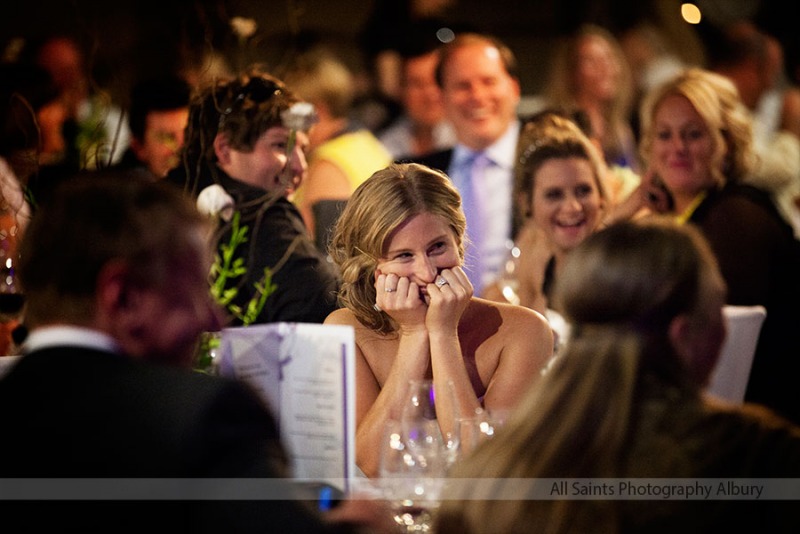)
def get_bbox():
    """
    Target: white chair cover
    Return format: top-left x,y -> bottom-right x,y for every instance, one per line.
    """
706,305 -> 767,404
0,354 -> 20,378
